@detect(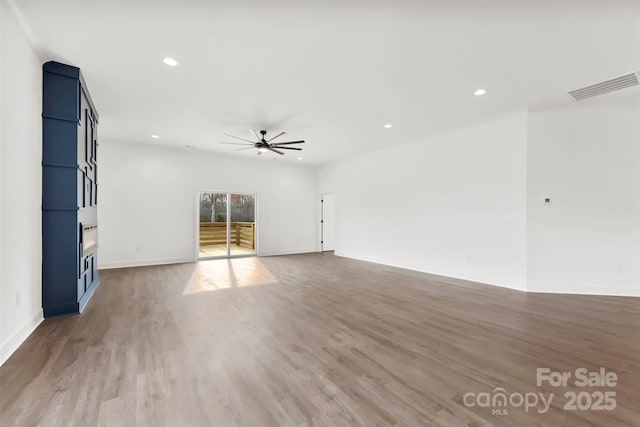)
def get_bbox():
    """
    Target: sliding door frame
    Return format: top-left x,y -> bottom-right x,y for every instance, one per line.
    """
195,190 -> 258,261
